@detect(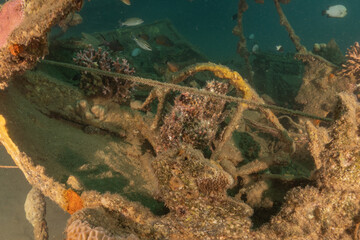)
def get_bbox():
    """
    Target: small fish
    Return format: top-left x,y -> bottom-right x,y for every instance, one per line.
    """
322,5 -> 347,18
155,35 -> 174,47
120,0 -> 131,5
166,61 -> 179,72
275,45 -> 284,52
132,35 -> 152,51
248,33 -> 255,40
119,17 -> 144,27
